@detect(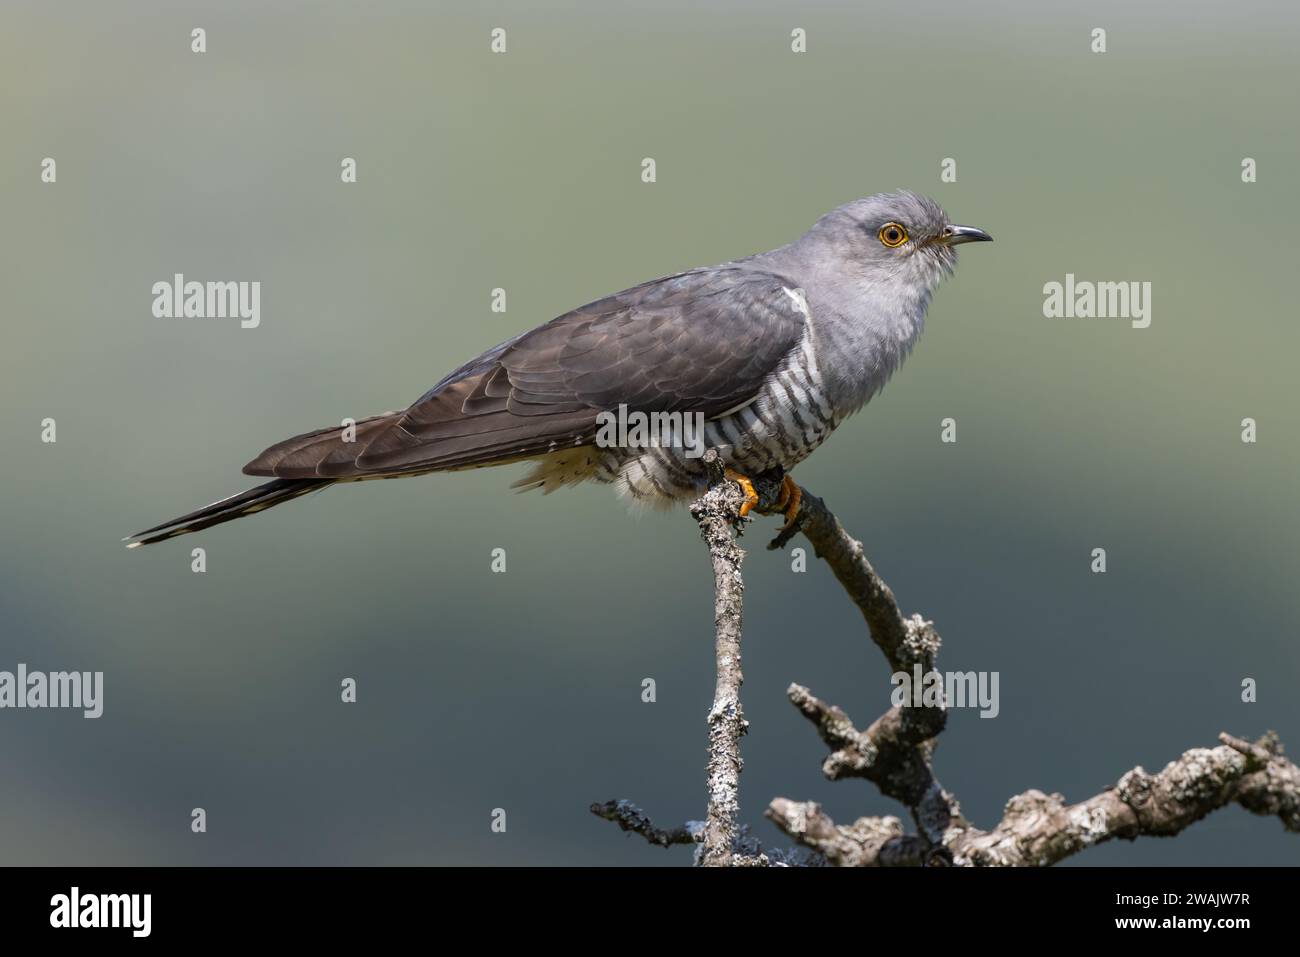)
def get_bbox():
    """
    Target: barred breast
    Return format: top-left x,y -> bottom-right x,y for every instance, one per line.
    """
592,323 -> 844,506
